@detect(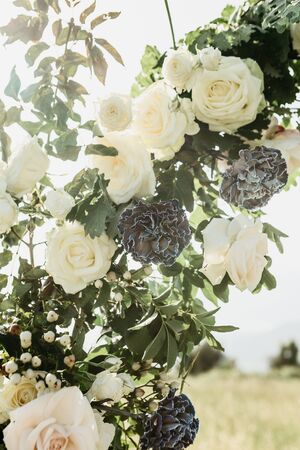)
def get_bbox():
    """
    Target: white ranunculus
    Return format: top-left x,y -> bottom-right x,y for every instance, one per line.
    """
199,46 -> 221,71
0,192 -> 18,234
44,188 -> 75,219
90,132 -> 156,205
291,23 -> 300,53
262,128 -> 300,174
3,386 -> 105,450
192,56 -> 265,133
162,47 -> 197,93
0,376 -> 37,423
87,371 -> 124,403
132,81 -> 189,161
0,161 -> 7,193
97,94 -> 132,132
45,222 -> 116,294
6,137 -> 49,197
201,214 -> 268,292
93,410 -> 115,450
